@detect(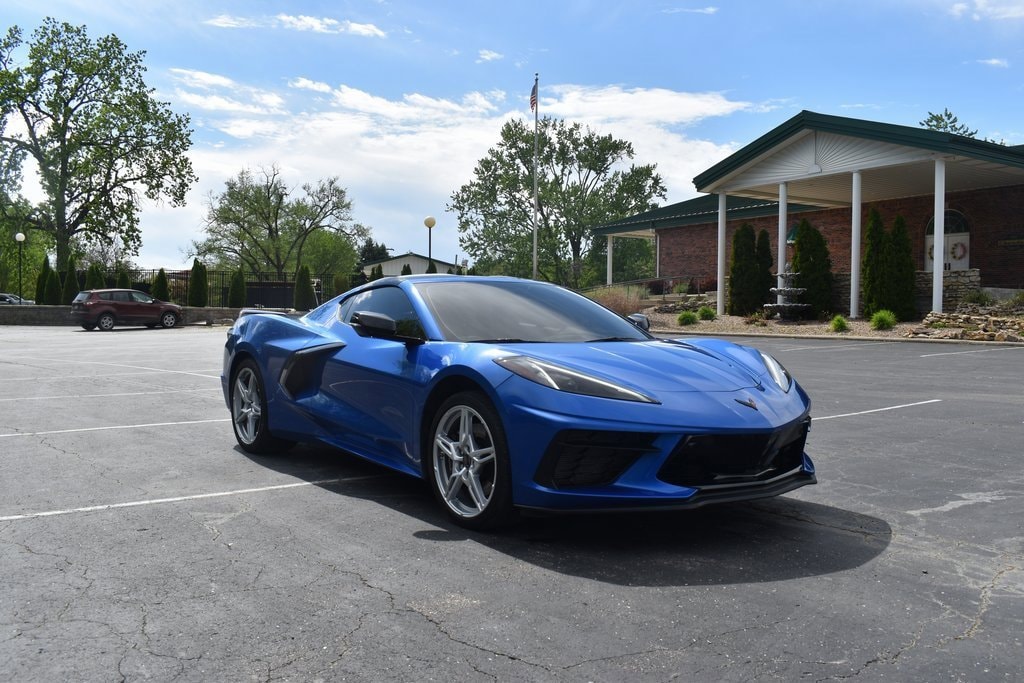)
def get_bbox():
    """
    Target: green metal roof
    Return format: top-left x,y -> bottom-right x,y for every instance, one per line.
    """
694,110 -> 1024,192
591,195 -> 820,236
